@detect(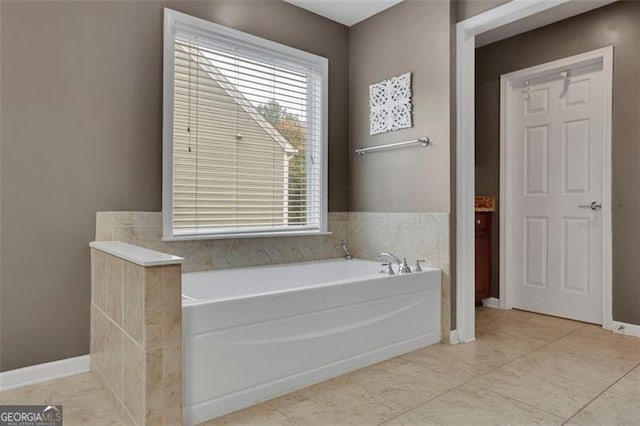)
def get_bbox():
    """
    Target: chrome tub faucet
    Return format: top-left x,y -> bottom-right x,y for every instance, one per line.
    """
377,252 -> 413,275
